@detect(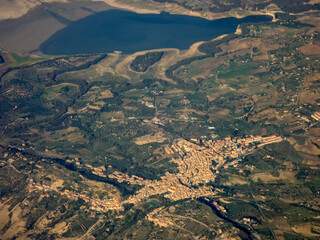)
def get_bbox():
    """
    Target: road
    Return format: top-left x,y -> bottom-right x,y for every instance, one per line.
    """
247,183 -> 277,240
163,213 -> 216,233
79,215 -> 105,240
